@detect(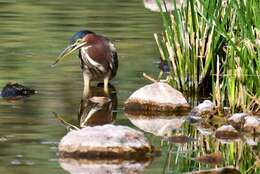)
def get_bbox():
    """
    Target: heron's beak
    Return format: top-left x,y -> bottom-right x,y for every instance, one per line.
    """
51,41 -> 86,67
